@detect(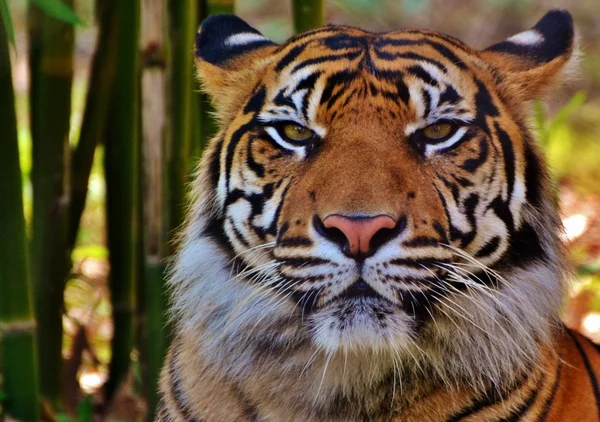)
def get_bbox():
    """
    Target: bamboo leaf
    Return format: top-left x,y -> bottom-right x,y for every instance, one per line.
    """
31,0 -> 83,26
76,395 -> 93,422
56,413 -> 73,422
0,0 -> 15,48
